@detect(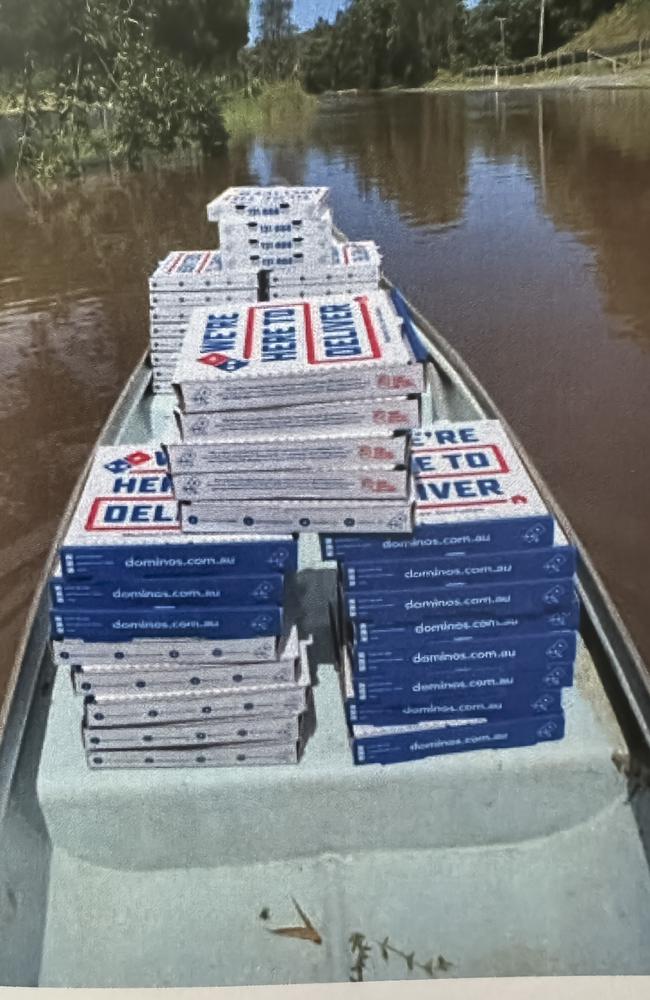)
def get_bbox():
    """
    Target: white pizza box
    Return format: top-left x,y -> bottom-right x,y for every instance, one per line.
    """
181,497 -> 413,536
268,281 -> 377,301
173,467 -> 409,502
149,289 -> 258,308
84,644 -> 311,727
220,244 -> 333,272
218,211 -> 332,255
149,294 -> 255,324
72,634 -> 303,694
207,186 -> 330,222
149,321 -> 189,336
412,420 -> 550,529
219,209 -> 331,238
83,713 -> 301,750
53,623 -> 299,668
59,447 -> 296,572
151,350 -> 182,367
177,396 -> 421,441
269,242 -> 381,287
86,740 -> 300,768
150,337 -> 184,353
173,293 -> 423,413
149,251 -> 258,291
166,432 -> 408,473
